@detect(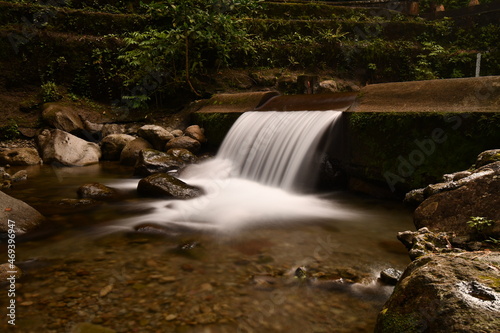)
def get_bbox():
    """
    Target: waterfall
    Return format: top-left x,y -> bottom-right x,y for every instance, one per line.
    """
217,111 -> 342,190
